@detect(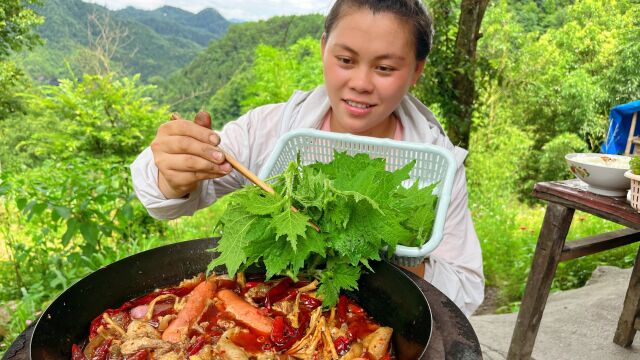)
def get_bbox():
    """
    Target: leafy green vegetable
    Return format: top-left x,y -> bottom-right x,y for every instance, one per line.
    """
208,151 -> 438,307
631,156 -> 640,175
